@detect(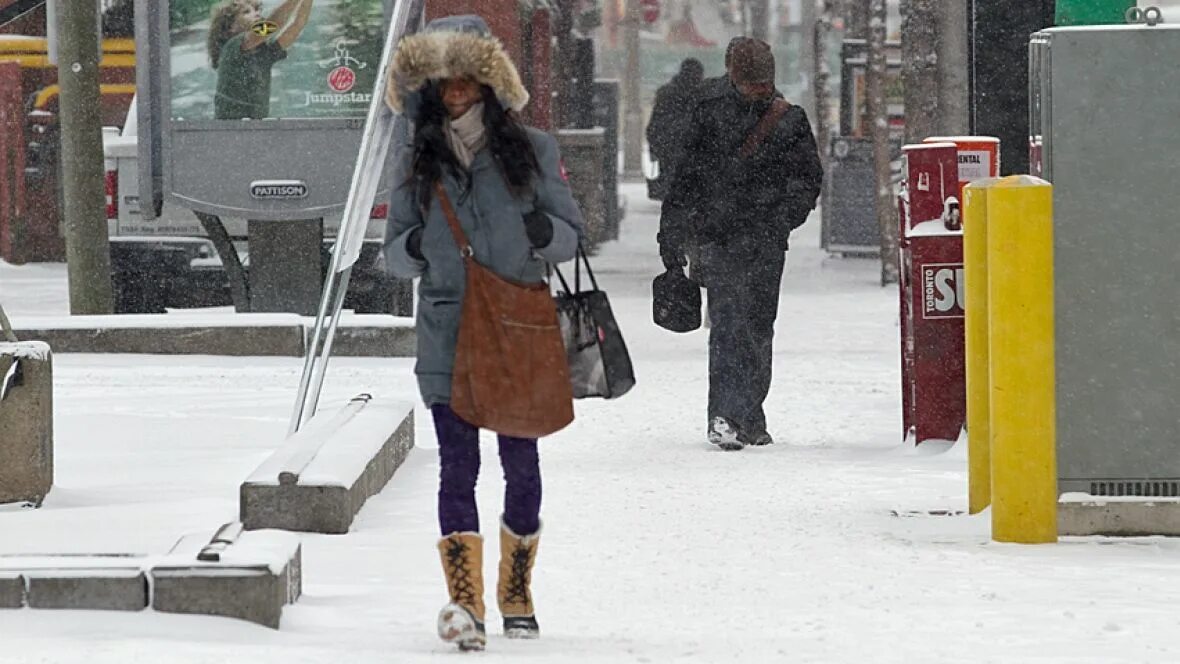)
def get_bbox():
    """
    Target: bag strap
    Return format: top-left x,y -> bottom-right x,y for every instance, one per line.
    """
434,181 -> 473,257
740,98 -> 792,159
577,244 -> 600,291
551,243 -> 599,295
